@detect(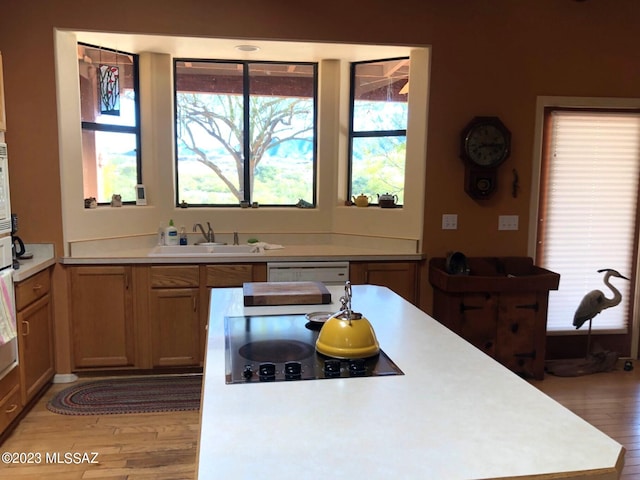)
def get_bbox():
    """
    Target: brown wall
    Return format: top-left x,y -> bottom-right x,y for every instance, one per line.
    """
0,0 -> 638,369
